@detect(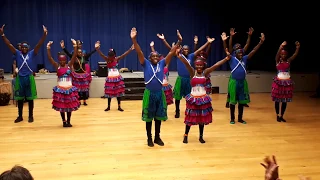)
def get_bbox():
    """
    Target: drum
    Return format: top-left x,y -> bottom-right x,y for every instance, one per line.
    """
0,81 -> 12,106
